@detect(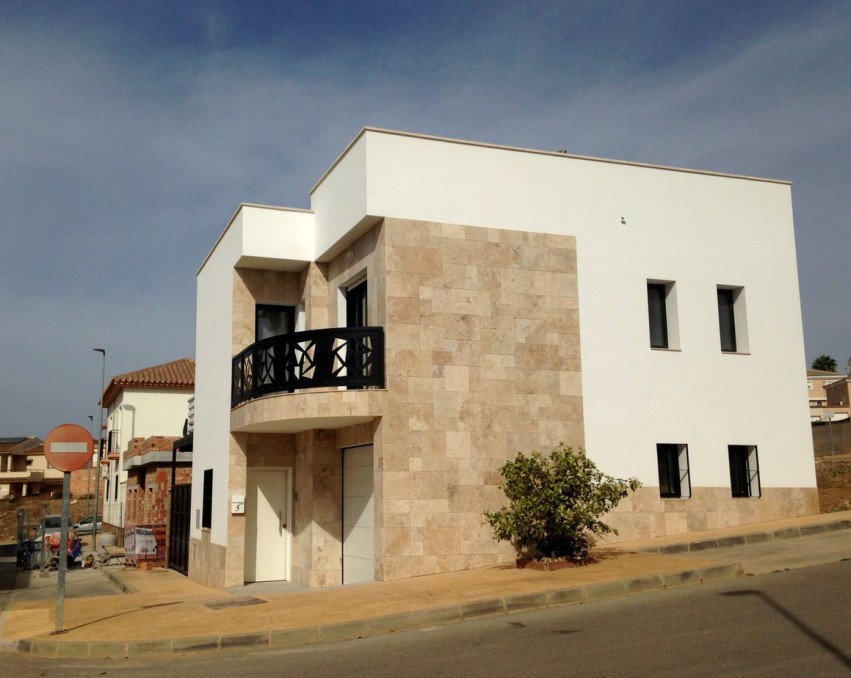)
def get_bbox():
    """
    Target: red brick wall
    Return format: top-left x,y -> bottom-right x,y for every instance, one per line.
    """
70,464 -> 104,501
125,463 -> 191,528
